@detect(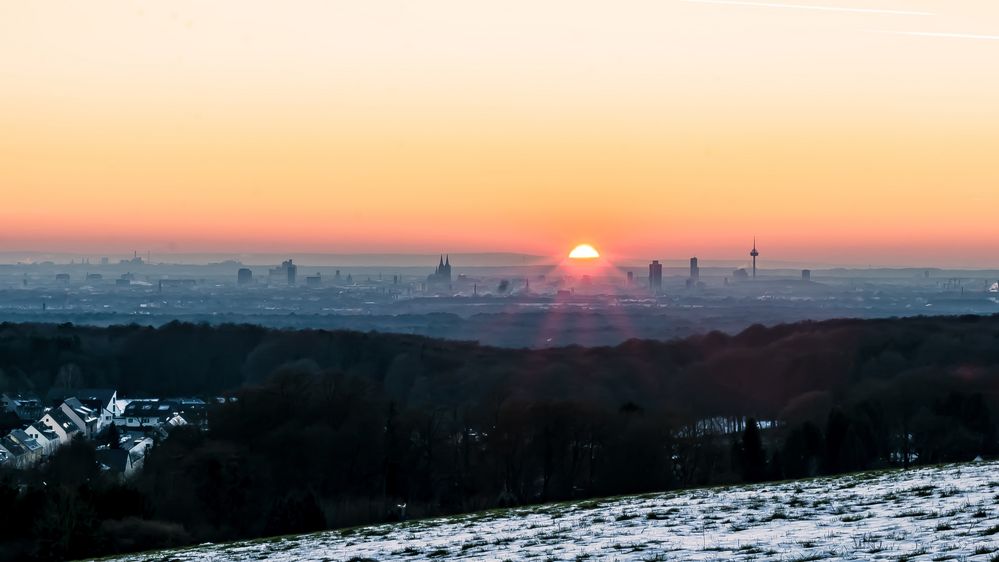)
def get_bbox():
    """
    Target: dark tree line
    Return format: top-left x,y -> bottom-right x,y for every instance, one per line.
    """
1,314 -> 999,560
